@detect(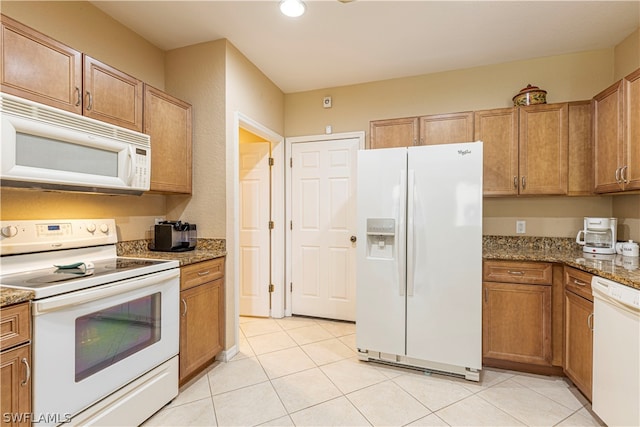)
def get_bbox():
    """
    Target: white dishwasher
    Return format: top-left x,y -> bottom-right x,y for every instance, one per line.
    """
591,276 -> 640,427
